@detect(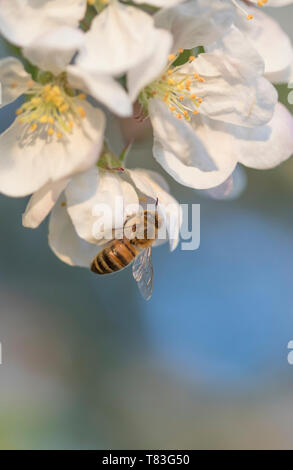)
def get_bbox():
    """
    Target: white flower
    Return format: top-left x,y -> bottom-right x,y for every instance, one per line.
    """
67,0 -> 173,116
0,56 -> 105,201
136,25 -> 285,189
0,0 -> 87,47
48,167 -> 182,267
233,0 -> 293,83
